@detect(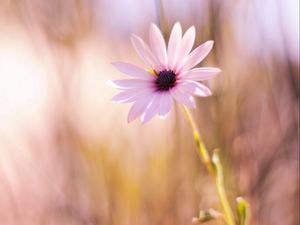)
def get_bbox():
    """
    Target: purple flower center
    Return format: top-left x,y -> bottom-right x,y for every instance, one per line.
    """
155,70 -> 176,91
